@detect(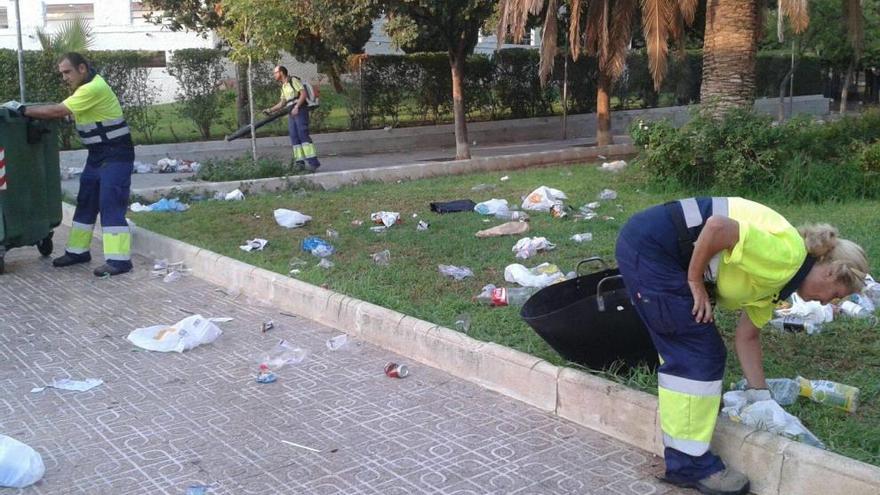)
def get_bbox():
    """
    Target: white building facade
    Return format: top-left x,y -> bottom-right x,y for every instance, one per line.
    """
0,1 -> 538,103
